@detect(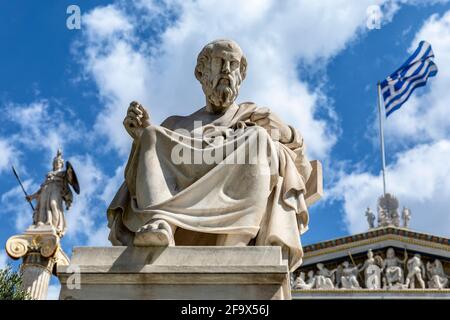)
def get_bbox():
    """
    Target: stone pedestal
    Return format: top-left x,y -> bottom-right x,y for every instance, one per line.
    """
57,246 -> 291,300
5,225 -> 70,300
